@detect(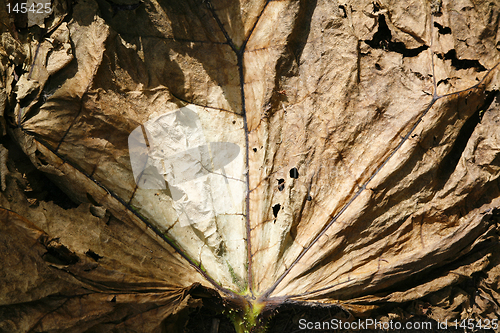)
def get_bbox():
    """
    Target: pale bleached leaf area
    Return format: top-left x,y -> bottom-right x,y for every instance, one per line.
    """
1,0 -> 500,331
